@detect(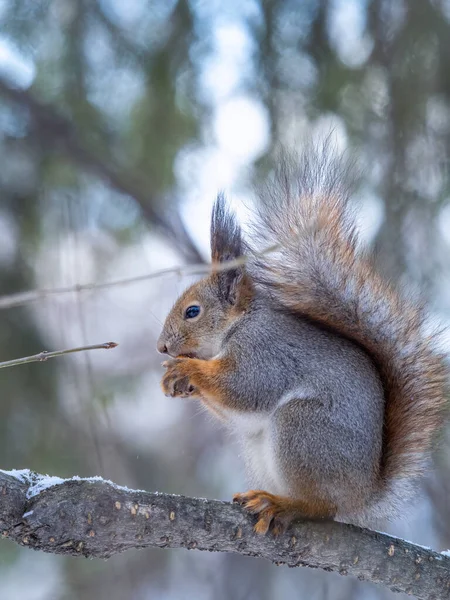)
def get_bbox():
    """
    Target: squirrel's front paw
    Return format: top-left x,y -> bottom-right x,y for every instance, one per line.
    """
161,358 -> 198,398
